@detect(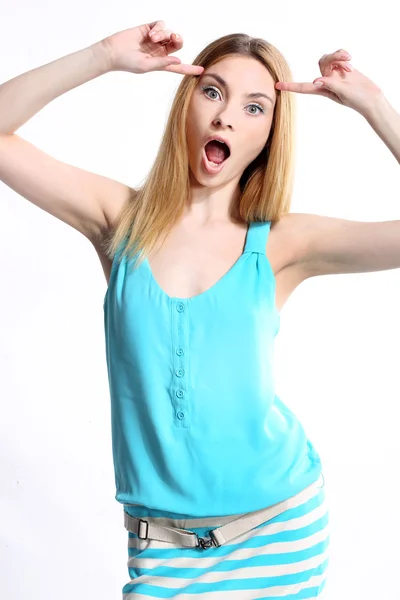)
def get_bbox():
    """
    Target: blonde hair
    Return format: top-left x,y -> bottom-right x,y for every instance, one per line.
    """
102,32 -> 296,268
